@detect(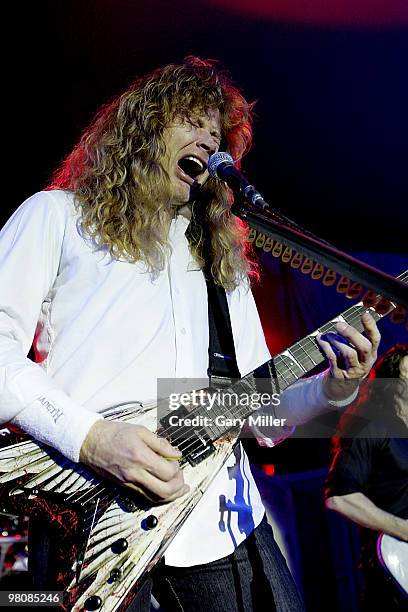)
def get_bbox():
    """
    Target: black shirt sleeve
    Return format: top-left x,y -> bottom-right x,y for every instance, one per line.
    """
325,436 -> 380,499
